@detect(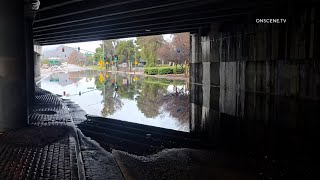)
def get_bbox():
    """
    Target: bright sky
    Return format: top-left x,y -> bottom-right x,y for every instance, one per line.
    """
43,40 -> 102,53
42,34 -> 173,53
